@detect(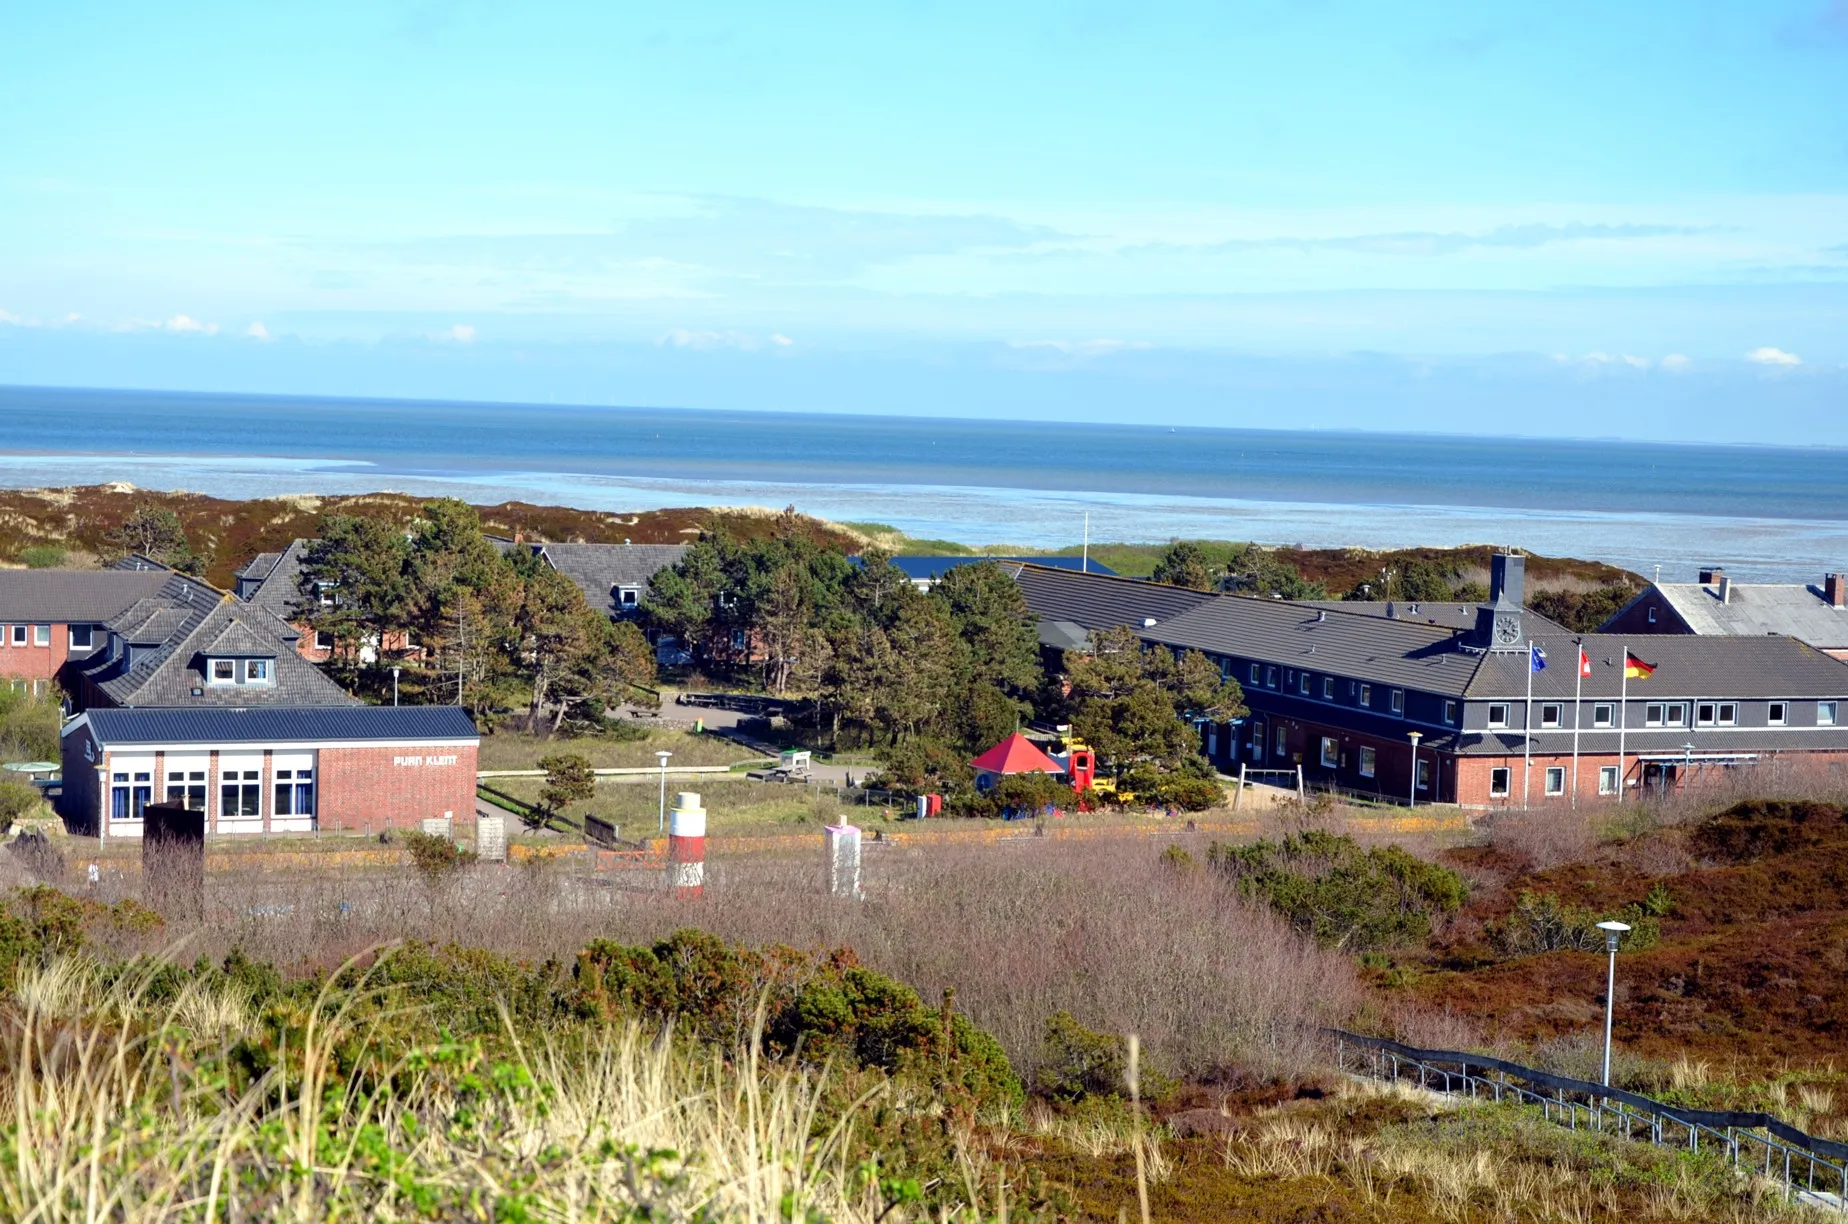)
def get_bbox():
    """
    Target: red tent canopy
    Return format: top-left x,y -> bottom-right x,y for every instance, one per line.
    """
969,733 -> 1062,775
